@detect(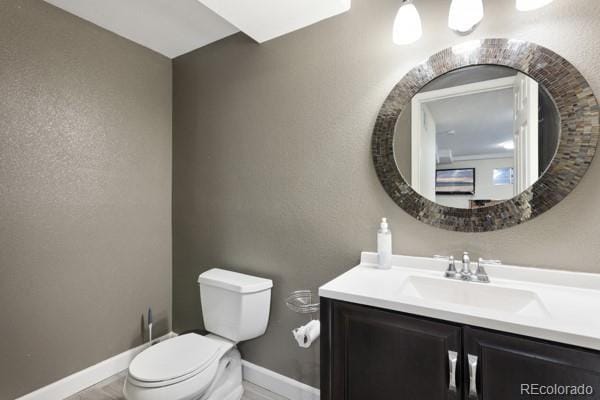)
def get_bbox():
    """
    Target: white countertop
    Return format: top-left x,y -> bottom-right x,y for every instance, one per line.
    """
319,252 -> 600,351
